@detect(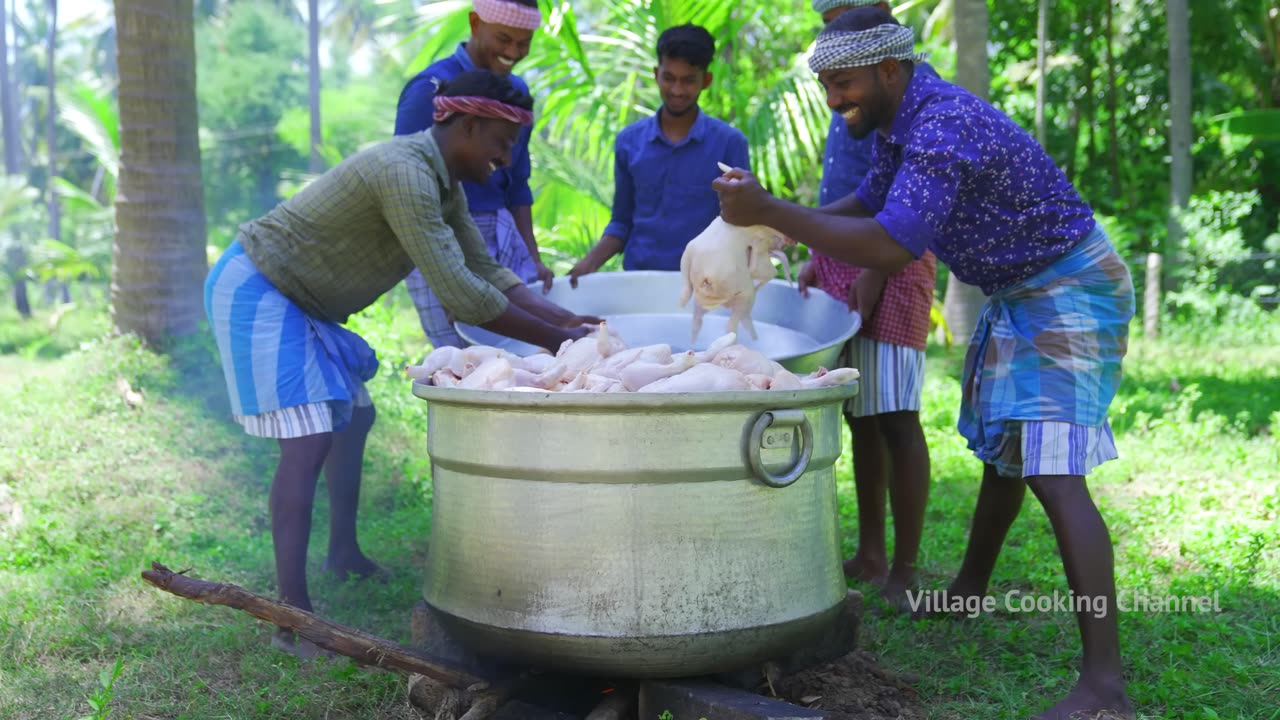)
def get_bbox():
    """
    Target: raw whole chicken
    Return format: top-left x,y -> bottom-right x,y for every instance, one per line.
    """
457,357 -> 515,390
555,320 -> 626,375
678,214 -> 792,343
638,363 -> 754,393
711,344 -> 786,377
619,352 -> 697,391
404,329 -> 860,394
